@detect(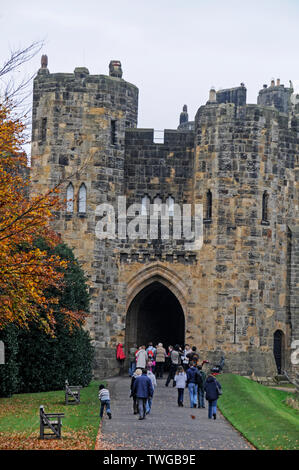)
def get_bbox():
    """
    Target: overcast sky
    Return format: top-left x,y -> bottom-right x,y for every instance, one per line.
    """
1,0 -> 299,131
